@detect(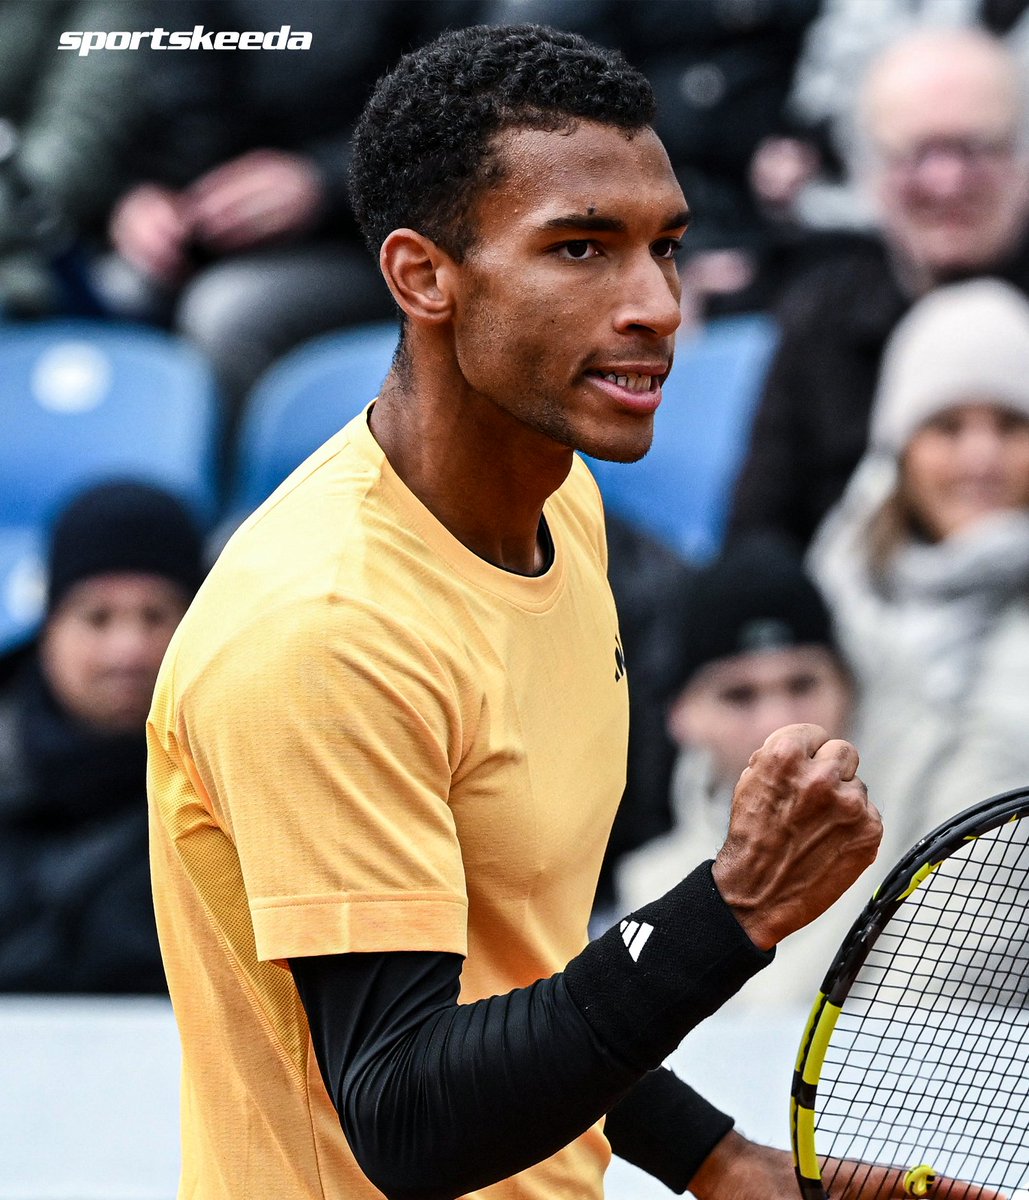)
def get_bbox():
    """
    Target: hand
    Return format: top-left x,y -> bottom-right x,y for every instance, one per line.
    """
108,183 -> 192,283
688,1132 -> 1006,1199
712,724 -> 882,950
749,135 -> 821,212
186,149 -> 326,252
